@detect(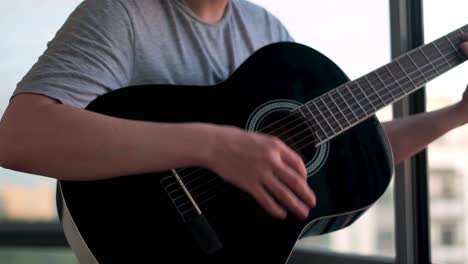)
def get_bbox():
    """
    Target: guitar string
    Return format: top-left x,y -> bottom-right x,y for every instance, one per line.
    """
306,41 -> 463,134
293,31 -> 464,135
163,39 -> 463,192
165,32 -> 465,190
166,40 -> 464,202
176,49 -> 452,214
164,28 -> 460,209
169,174 -> 220,198
169,29 -> 463,182
170,52 -> 462,212
177,49 -> 463,215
